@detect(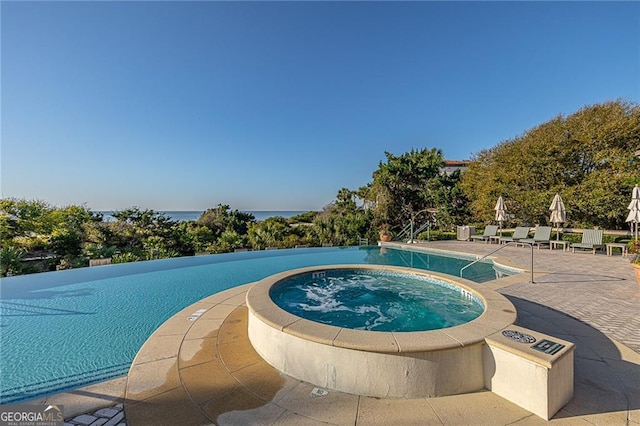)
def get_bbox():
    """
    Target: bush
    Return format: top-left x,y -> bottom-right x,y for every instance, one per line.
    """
562,232 -> 619,244
1,246 -> 25,277
112,252 -> 142,264
288,211 -> 317,223
416,230 -> 456,241
561,233 -> 581,244
56,256 -> 87,270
